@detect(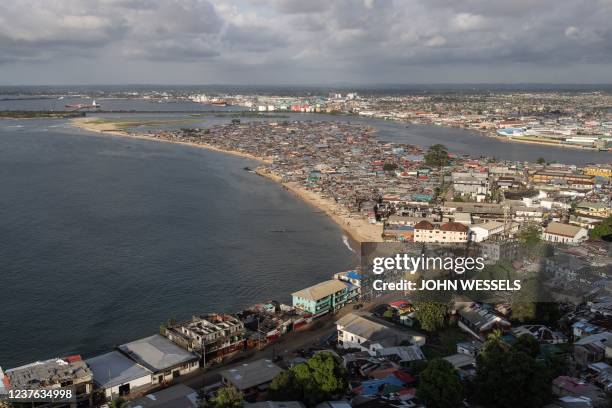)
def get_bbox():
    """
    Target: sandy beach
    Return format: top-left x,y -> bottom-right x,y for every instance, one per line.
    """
71,117 -> 382,243
255,168 -> 382,243
70,117 -> 272,164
